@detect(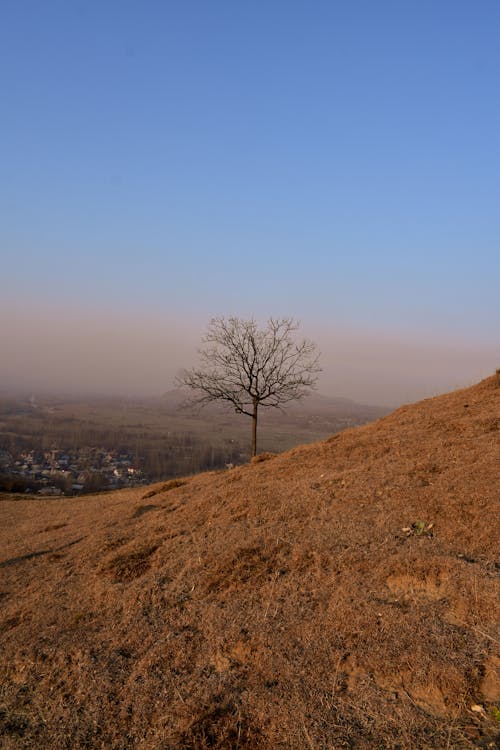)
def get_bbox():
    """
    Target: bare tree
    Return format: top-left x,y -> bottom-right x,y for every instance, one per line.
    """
178,317 -> 321,457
